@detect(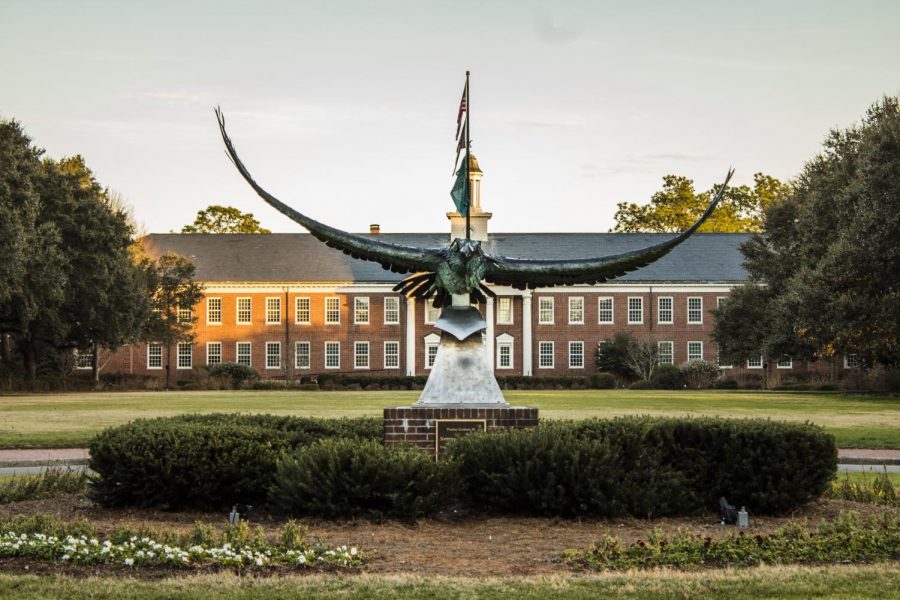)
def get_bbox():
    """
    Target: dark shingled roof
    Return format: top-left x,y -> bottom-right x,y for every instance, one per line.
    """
142,232 -> 751,284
